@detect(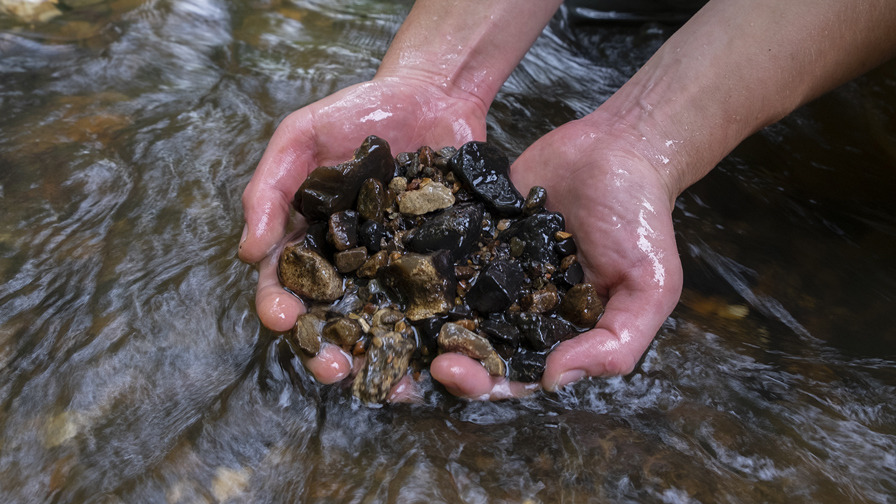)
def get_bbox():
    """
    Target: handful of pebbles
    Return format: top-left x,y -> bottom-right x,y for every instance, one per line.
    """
278,135 -> 603,403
